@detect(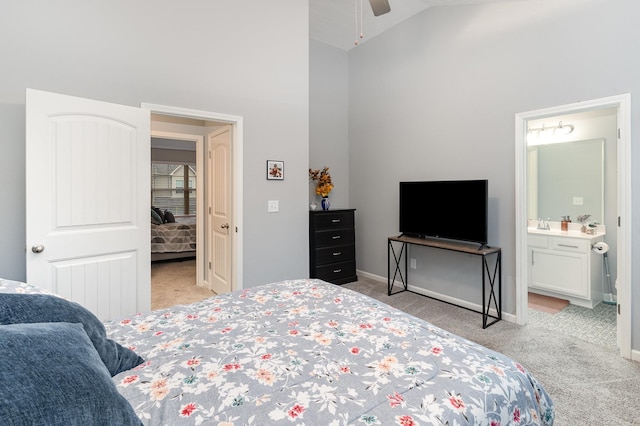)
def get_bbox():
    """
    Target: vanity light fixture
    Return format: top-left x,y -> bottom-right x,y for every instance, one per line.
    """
527,121 -> 575,145
528,121 -> 574,137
